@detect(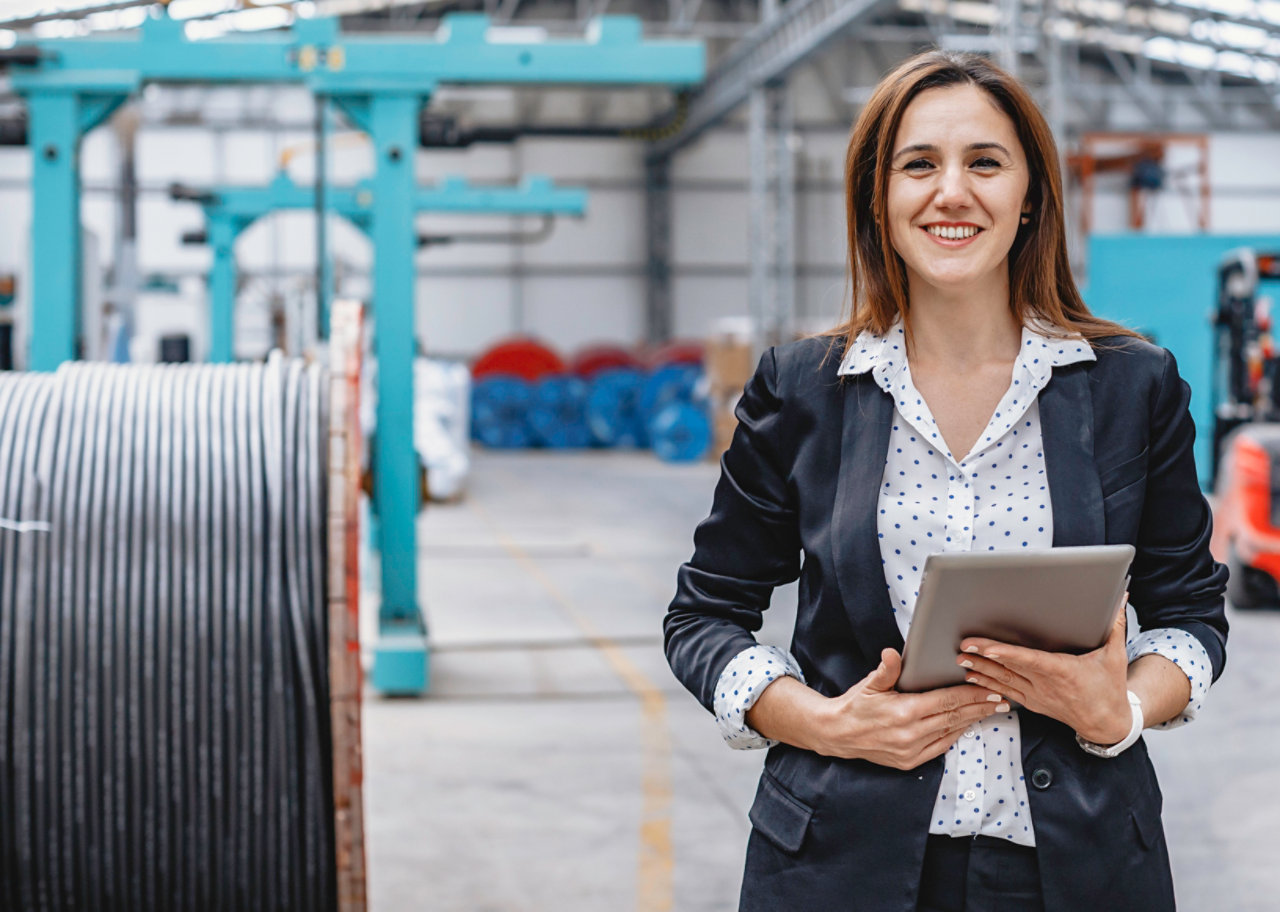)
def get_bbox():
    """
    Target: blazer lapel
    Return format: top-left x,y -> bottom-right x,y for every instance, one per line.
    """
1025,362 -> 1103,755
1041,364 -> 1103,549
832,373 -> 905,662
